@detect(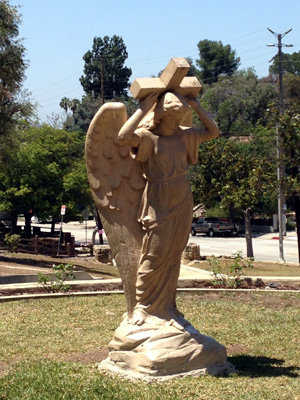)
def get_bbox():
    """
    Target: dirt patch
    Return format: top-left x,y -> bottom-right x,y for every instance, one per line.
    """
0,264 -> 54,276
0,360 -> 9,375
0,251 -> 119,279
0,349 -> 109,376
180,291 -> 300,309
57,348 -> 109,364
226,343 -> 250,355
